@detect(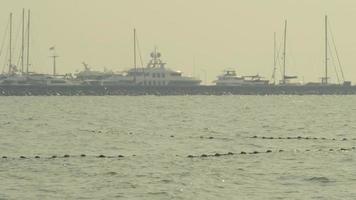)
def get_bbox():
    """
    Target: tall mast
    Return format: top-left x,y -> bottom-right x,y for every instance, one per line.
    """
26,10 -> 30,75
21,8 -> 25,74
9,13 -> 13,74
282,20 -> 287,84
273,32 -> 277,85
324,15 -> 328,84
134,28 -> 137,84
